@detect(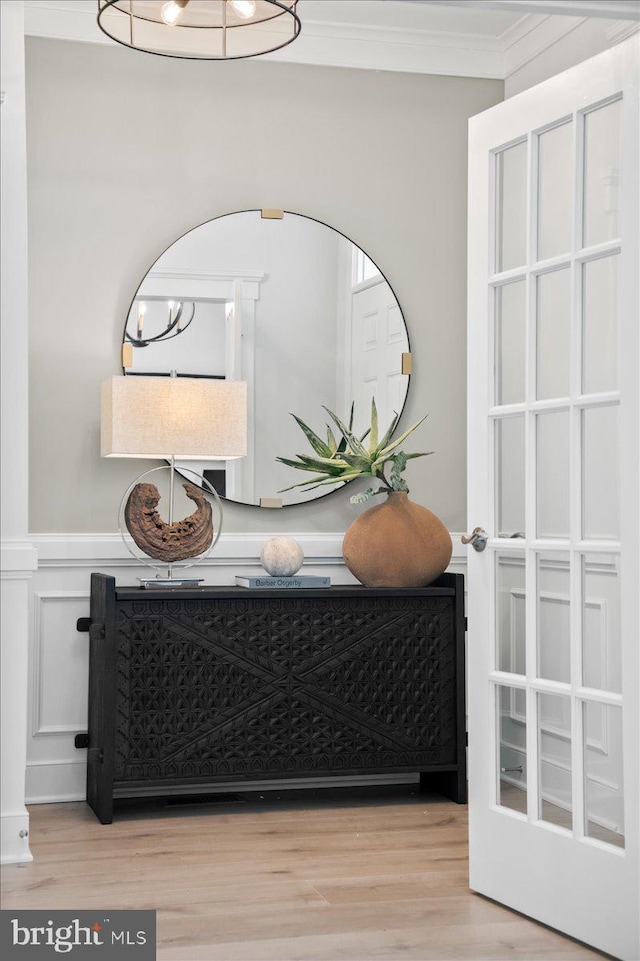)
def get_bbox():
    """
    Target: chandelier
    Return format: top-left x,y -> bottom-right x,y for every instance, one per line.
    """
126,300 -> 196,348
97,1 -> 301,60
